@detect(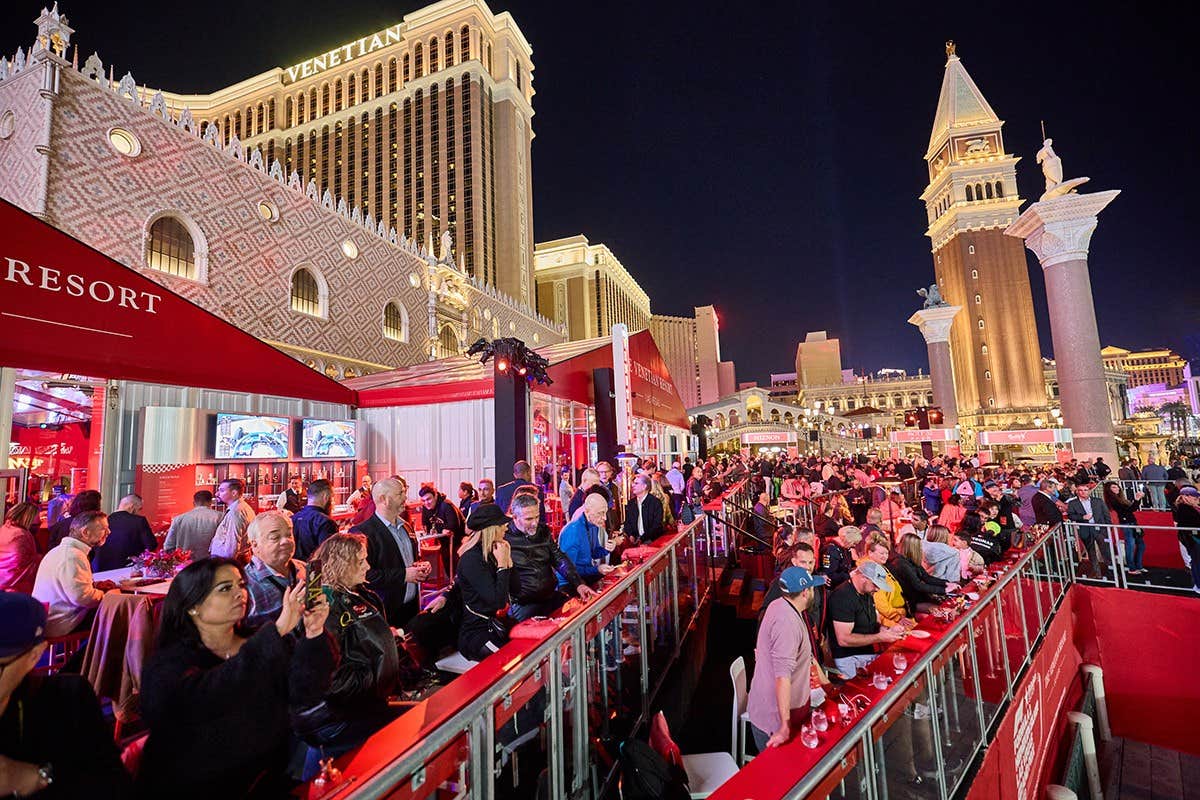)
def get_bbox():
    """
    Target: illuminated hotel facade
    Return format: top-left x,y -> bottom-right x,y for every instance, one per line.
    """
159,0 -> 537,305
